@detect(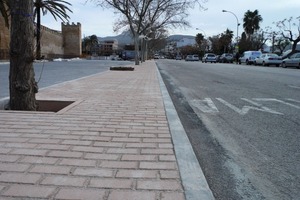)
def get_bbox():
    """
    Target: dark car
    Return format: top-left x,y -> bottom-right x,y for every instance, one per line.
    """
175,55 -> 182,60
219,53 -> 234,63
